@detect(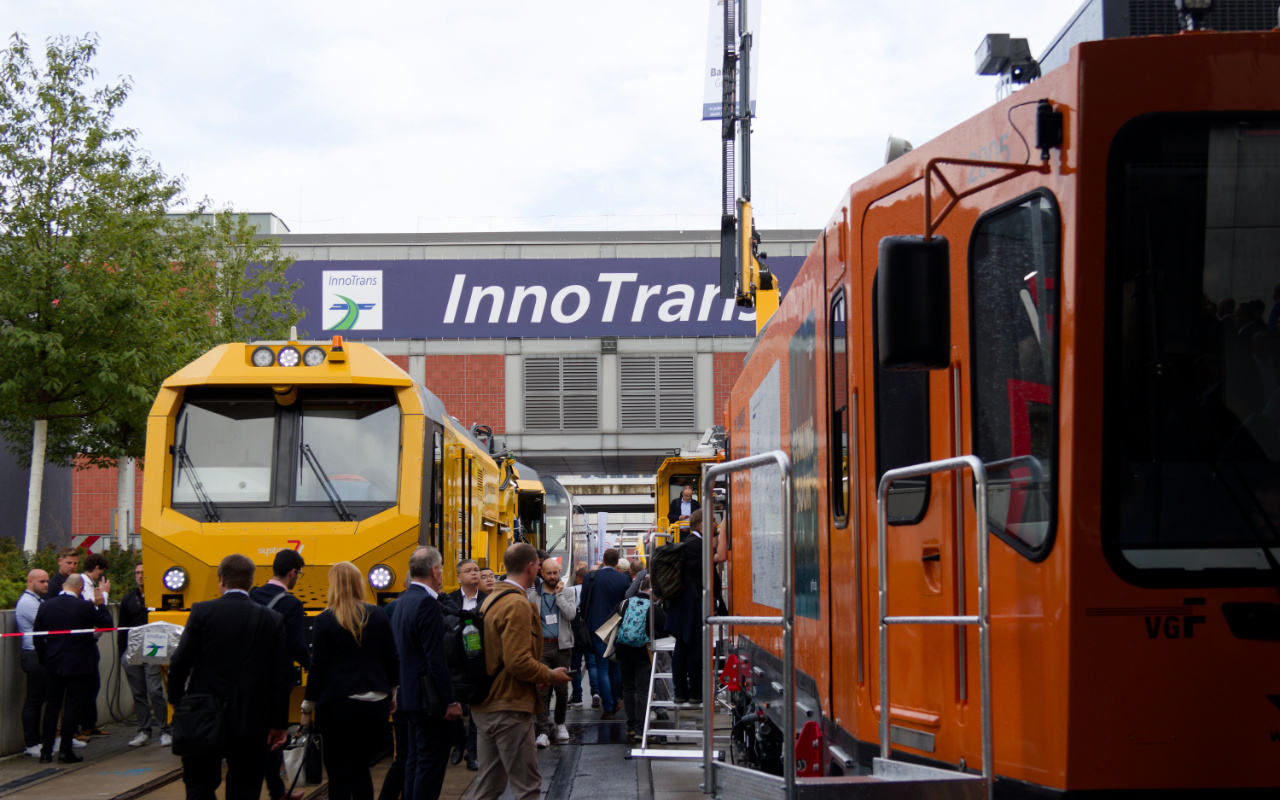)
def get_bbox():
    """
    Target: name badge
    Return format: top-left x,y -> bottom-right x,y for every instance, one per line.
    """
545,614 -> 558,625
